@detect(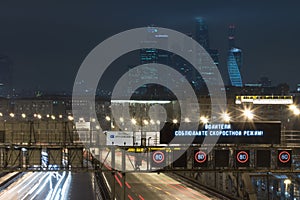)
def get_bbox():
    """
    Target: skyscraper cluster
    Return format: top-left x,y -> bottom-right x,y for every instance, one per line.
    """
127,18 -> 245,99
